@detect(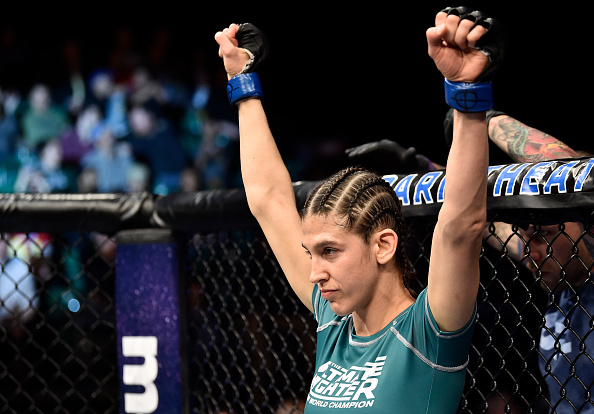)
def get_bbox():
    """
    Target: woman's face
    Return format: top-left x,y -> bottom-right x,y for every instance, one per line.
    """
302,214 -> 379,316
